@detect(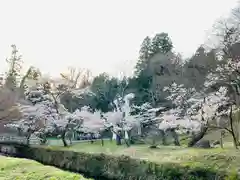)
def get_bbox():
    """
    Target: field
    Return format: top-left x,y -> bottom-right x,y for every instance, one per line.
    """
14,131 -> 240,179
46,136 -> 240,176
0,155 -> 92,180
